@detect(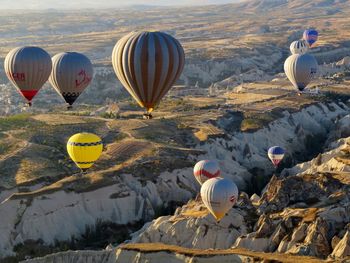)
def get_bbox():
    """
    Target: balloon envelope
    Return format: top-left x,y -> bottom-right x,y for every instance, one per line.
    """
112,31 -> 185,113
303,29 -> 318,47
201,177 -> 239,221
50,52 -> 93,106
268,146 -> 285,167
284,53 -> 318,91
67,133 -> 103,171
193,160 -> 220,185
290,40 -> 308,55
4,46 -> 52,105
